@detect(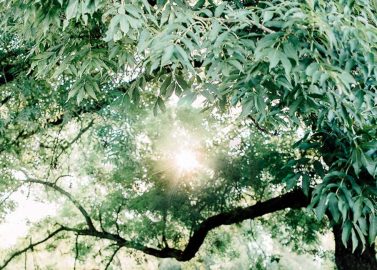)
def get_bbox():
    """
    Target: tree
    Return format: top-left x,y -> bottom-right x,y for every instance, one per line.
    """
0,0 -> 376,269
